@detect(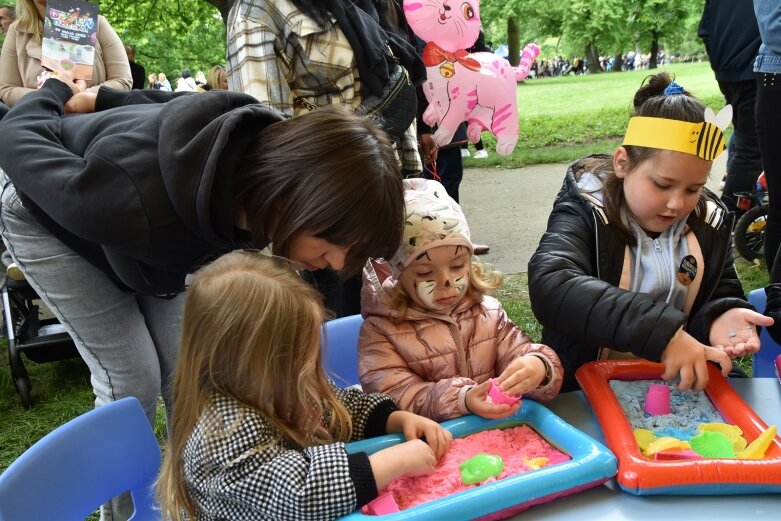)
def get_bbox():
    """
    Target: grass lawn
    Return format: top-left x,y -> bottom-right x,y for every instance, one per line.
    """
0,62 -> 770,480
